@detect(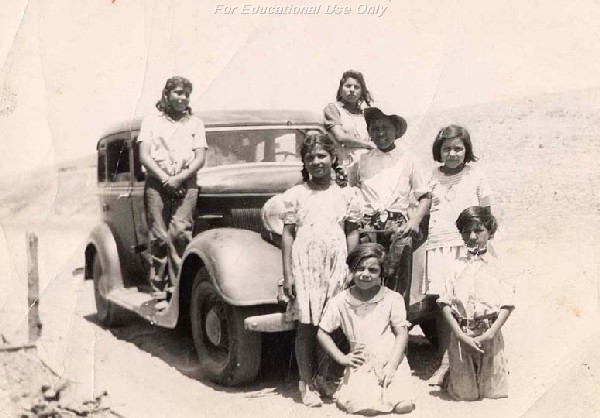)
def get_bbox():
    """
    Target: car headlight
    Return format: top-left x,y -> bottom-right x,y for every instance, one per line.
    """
262,194 -> 286,235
